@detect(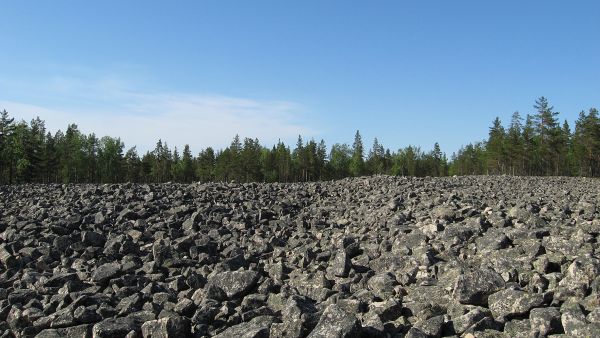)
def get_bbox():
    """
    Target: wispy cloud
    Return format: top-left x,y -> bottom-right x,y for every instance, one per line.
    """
0,76 -> 315,153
